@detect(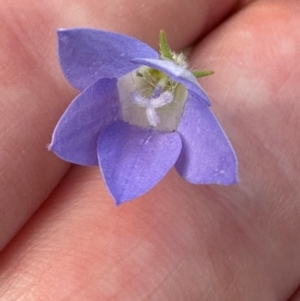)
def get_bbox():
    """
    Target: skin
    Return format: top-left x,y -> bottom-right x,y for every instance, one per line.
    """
0,0 -> 300,300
